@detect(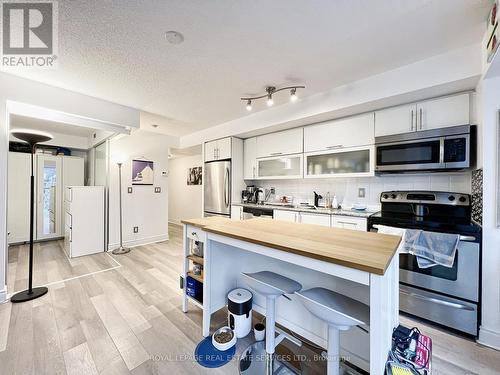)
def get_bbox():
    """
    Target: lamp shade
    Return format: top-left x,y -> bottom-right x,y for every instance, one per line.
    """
10,128 -> 53,145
